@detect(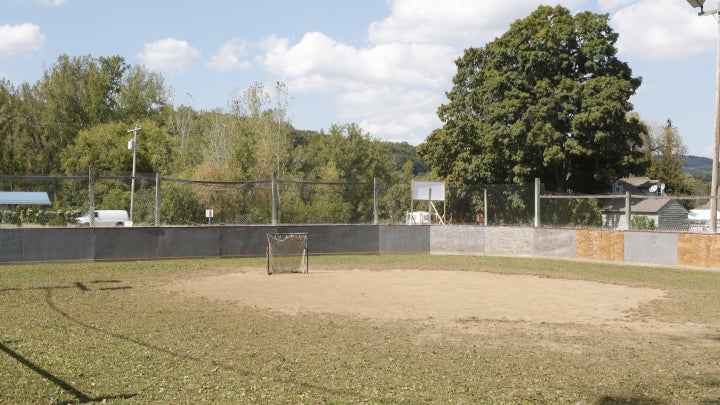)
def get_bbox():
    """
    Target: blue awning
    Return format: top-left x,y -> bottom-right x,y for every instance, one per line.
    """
0,192 -> 52,205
